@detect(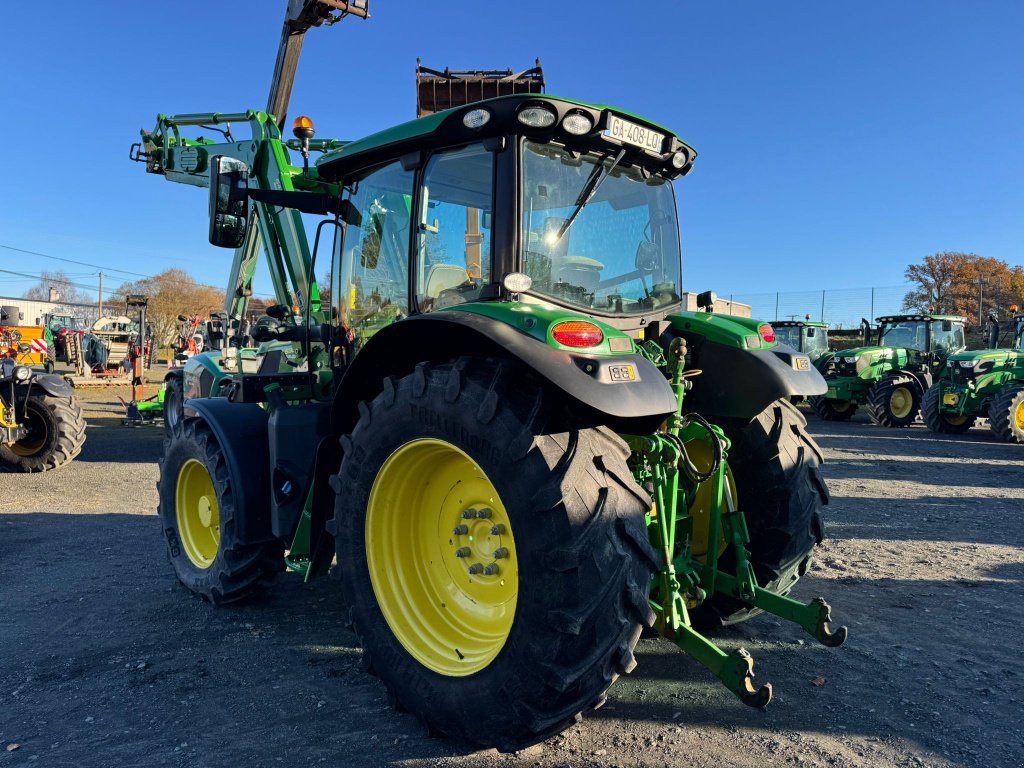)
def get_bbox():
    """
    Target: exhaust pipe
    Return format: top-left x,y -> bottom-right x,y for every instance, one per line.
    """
860,318 -> 871,346
986,312 -> 999,348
